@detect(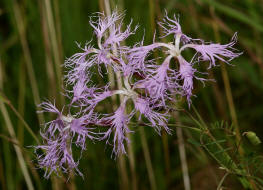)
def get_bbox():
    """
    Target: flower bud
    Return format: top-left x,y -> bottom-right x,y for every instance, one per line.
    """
245,131 -> 261,146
